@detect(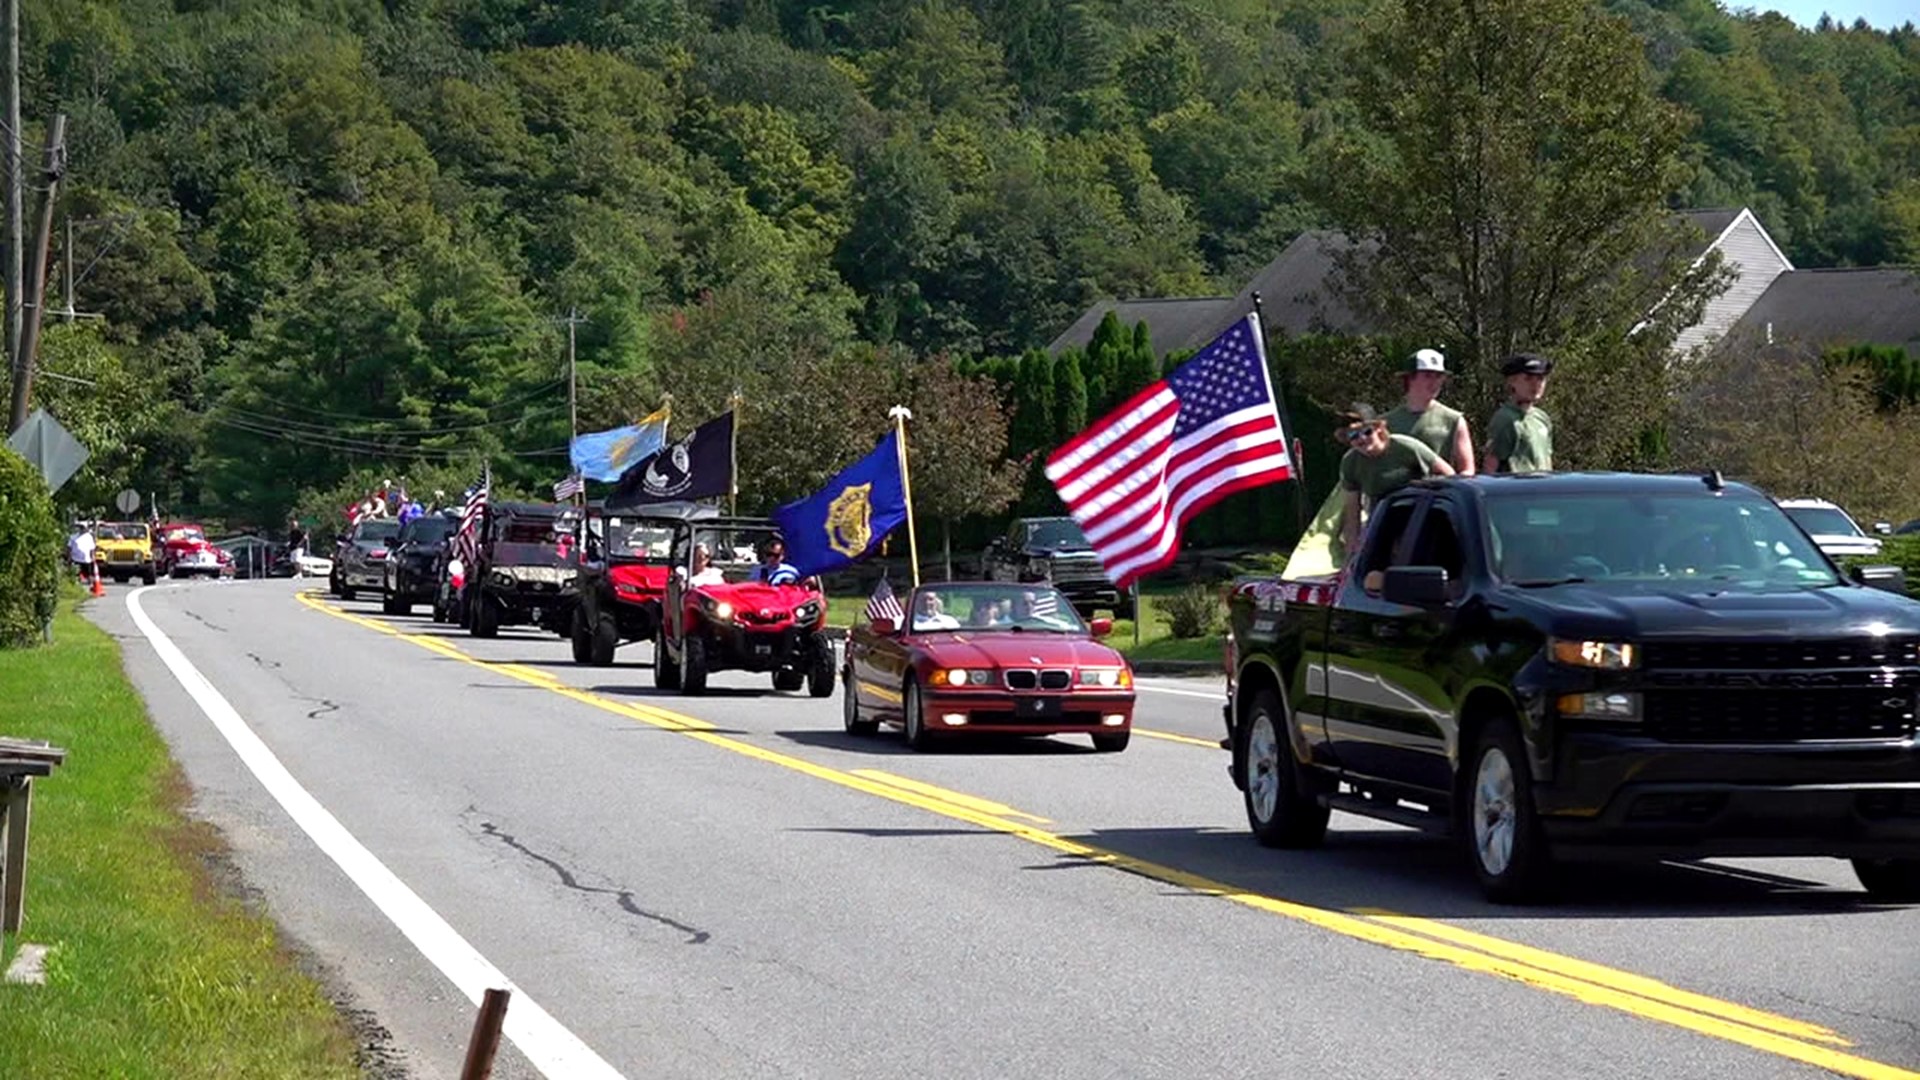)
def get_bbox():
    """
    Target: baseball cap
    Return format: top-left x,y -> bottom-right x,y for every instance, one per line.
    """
1501,352 -> 1554,377
1405,348 -> 1447,374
